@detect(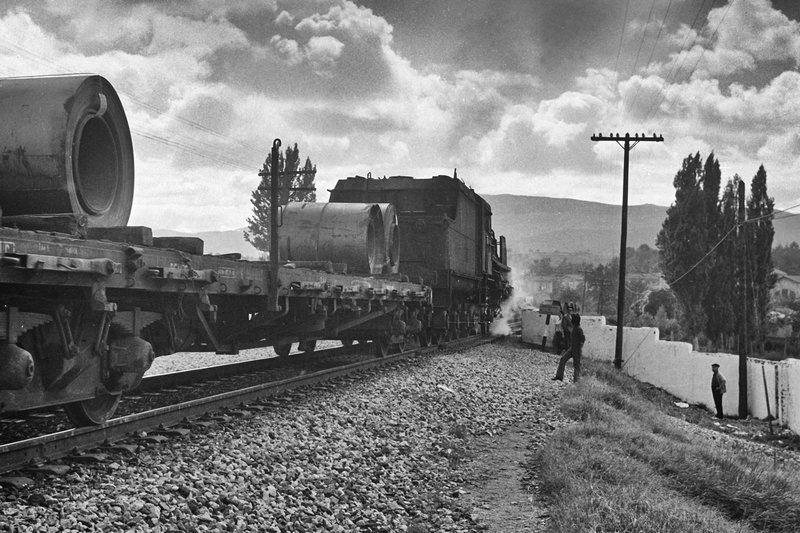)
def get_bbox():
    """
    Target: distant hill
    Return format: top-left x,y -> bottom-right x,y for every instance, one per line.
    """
154,195 -> 800,262
484,194 -> 800,263
484,195 -> 666,262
